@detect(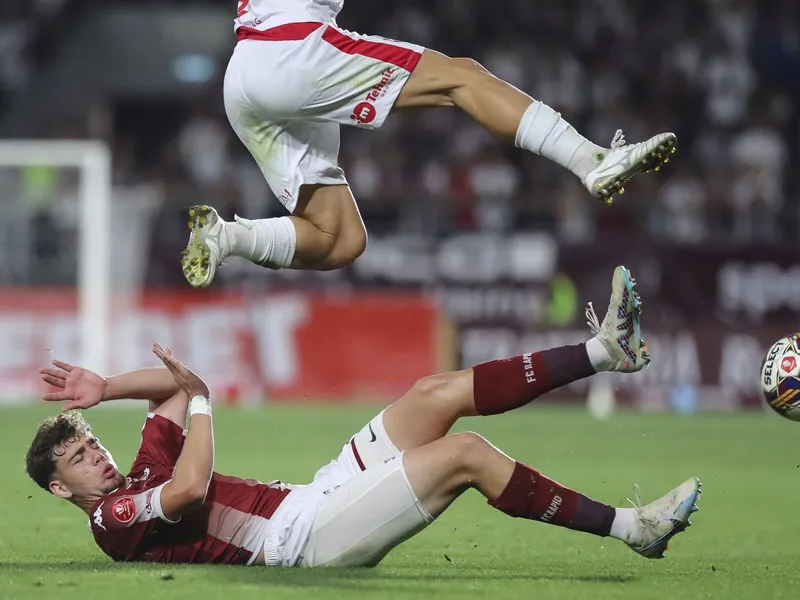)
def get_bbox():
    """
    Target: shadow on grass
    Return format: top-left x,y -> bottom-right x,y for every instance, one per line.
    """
0,561 -> 637,589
